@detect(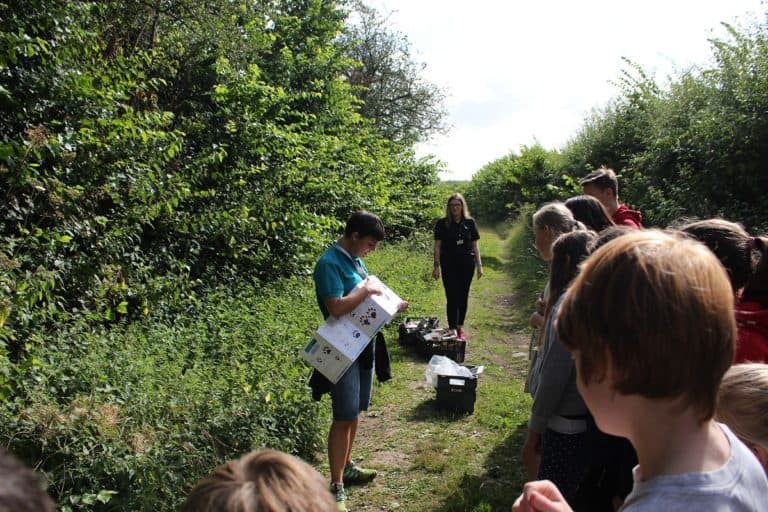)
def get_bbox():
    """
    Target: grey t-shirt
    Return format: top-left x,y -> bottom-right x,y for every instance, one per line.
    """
620,423 -> 768,511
